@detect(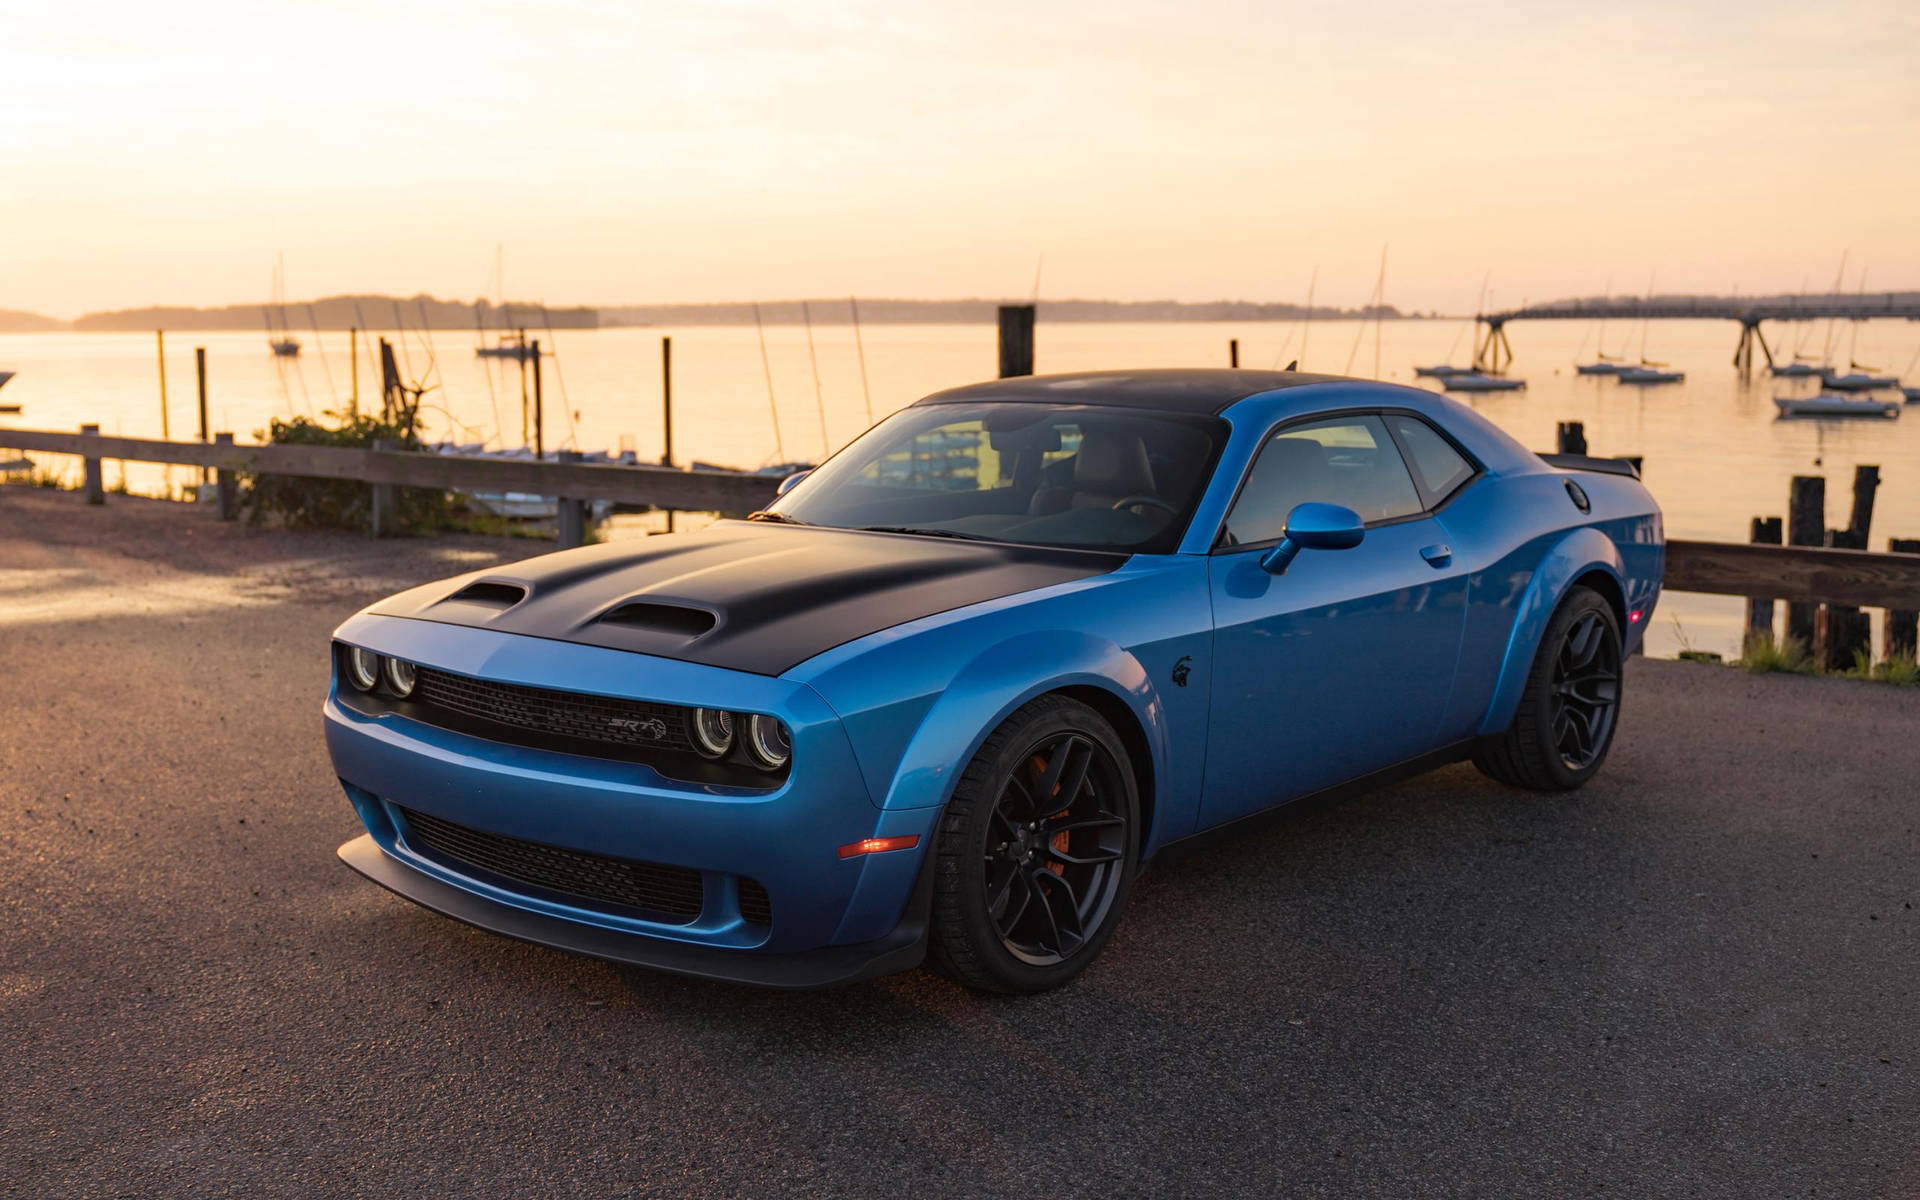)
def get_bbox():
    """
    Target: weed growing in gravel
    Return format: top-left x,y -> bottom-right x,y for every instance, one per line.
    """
1739,634 -> 1815,676
1842,650 -> 1920,686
